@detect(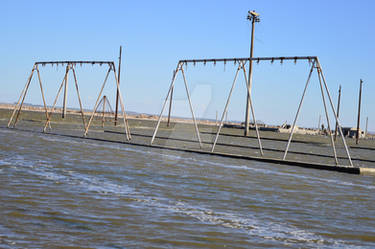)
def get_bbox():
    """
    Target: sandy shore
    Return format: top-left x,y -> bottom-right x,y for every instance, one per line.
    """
0,103 -> 236,127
